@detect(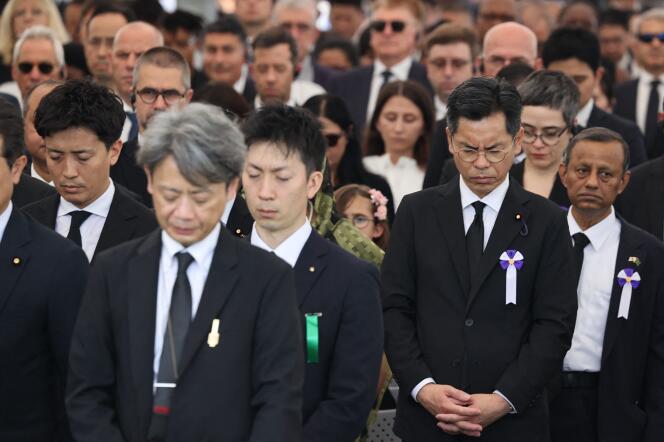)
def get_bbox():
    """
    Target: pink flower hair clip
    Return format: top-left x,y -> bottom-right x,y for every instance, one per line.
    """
368,188 -> 389,221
